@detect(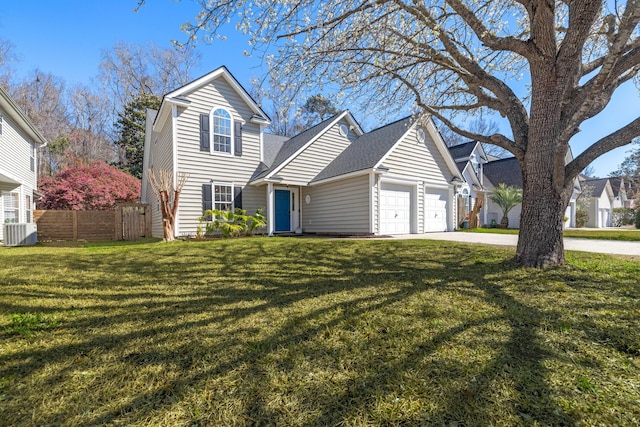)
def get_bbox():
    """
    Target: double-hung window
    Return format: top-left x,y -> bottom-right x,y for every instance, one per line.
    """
214,184 -> 233,211
25,195 -> 32,223
212,108 -> 232,154
3,192 -> 19,223
30,143 -> 35,172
